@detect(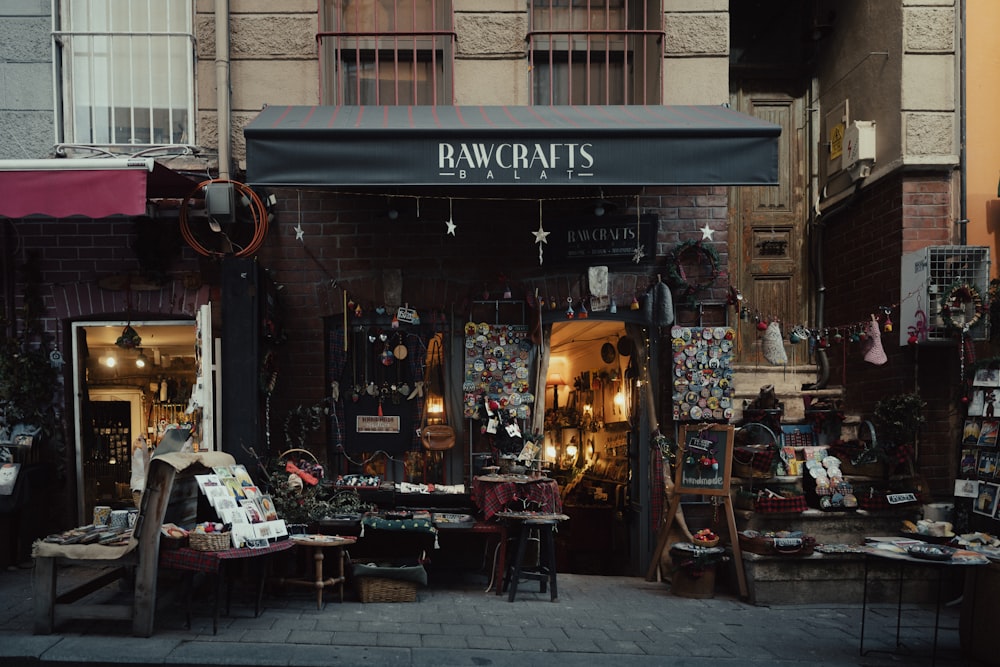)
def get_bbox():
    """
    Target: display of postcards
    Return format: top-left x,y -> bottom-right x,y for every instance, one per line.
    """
218,507 -> 249,524
240,498 -> 264,523
259,494 -> 278,521
974,367 -> 1000,387
232,464 -> 255,488
963,419 -> 982,446
974,481 -> 1000,517
213,466 -> 236,480
194,473 -> 222,494
204,484 -> 231,507
978,420 -> 1000,448
223,476 -> 246,498
241,485 -> 261,500
960,448 -> 978,476
214,495 -> 239,512
978,451 -> 998,477
968,390 -> 986,417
